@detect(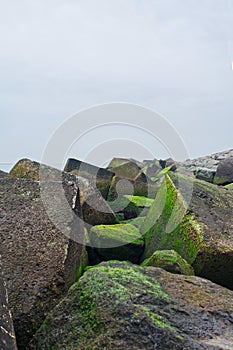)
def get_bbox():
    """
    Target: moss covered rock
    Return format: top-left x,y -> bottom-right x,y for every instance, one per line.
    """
194,167 -> 216,183
89,224 -> 144,263
225,182 -> 233,189
141,175 -> 203,264
213,157 -> 233,185
122,216 -> 146,229
107,175 -> 148,201
169,171 -> 233,289
30,262 -> 233,350
107,159 -> 142,180
141,250 -> 194,275
108,196 -> 140,220
124,195 -> 154,208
